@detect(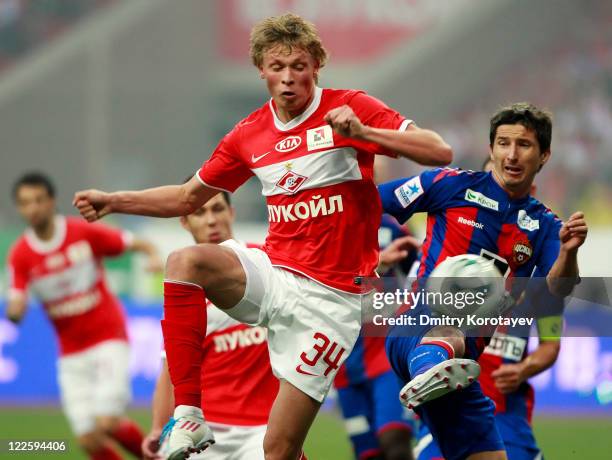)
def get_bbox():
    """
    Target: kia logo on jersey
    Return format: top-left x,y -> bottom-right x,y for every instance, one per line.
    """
276,171 -> 308,194
275,136 -> 302,153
